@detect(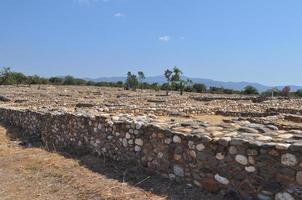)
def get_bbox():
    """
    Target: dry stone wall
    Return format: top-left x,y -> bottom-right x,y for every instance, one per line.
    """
0,107 -> 302,200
